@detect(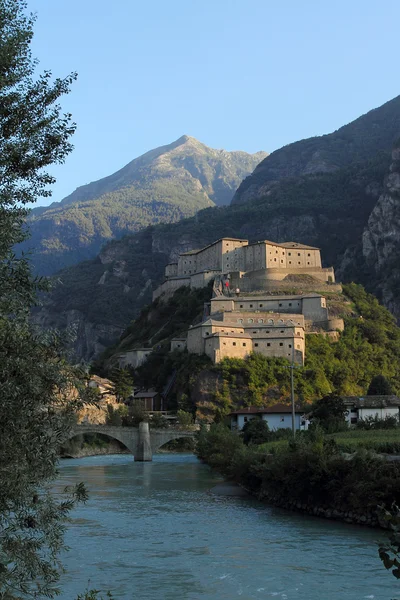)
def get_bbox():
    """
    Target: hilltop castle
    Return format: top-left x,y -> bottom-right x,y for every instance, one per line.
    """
153,237 -> 336,300
153,237 -> 344,367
